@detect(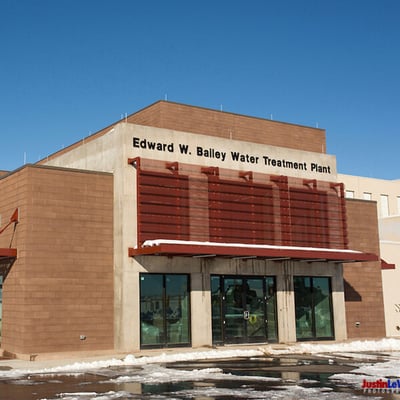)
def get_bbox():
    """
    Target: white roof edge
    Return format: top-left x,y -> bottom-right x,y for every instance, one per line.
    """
141,239 -> 362,254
